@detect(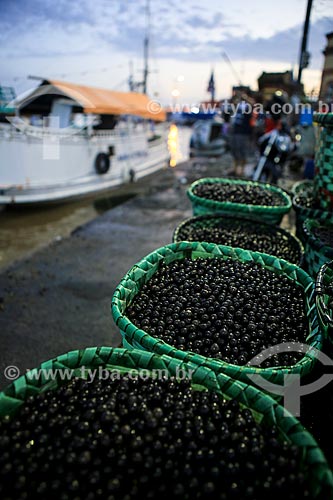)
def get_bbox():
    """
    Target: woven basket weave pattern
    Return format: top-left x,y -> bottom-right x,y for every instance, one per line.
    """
313,113 -> 333,210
